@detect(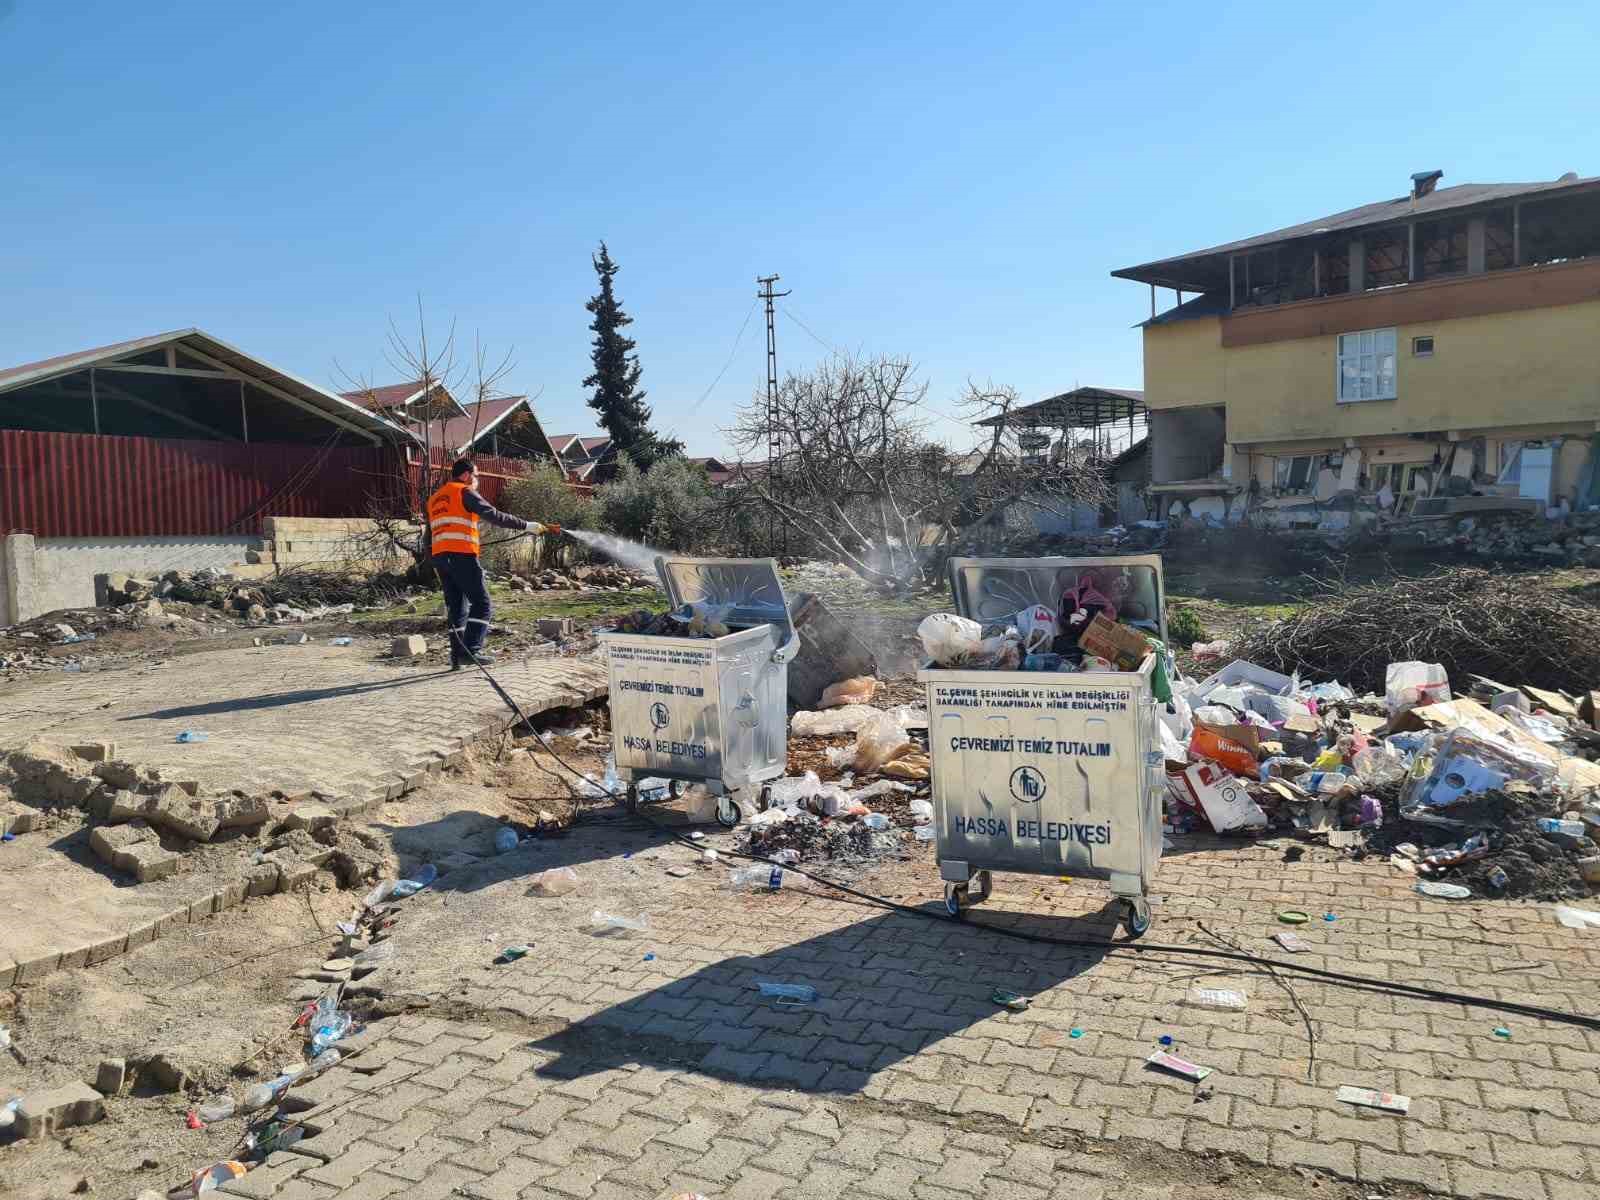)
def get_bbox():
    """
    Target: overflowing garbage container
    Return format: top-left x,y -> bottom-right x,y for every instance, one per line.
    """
918,556 -> 1170,936
597,556 -> 799,827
